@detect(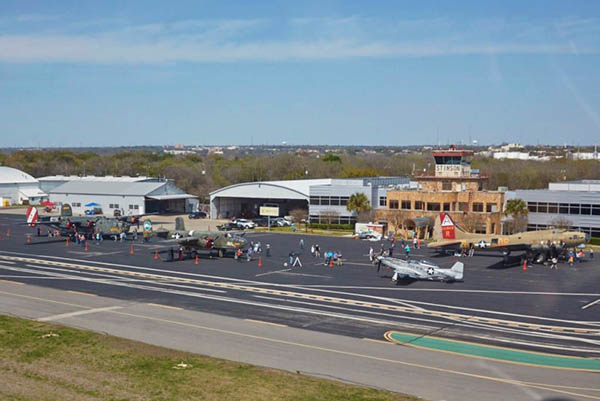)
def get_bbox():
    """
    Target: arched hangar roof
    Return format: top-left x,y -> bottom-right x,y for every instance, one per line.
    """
210,179 -> 332,200
0,166 -> 38,184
